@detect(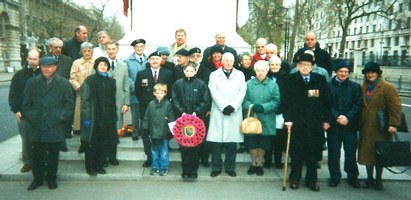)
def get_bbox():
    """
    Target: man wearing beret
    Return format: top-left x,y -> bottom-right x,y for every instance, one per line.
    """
156,46 -> 175,72
23,56 -> 74,190
135,51 -> 174,167
174,49 -> 189,80
189,47 -> 212,84
124,39 -> 147,141
327,60 -> 362,189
